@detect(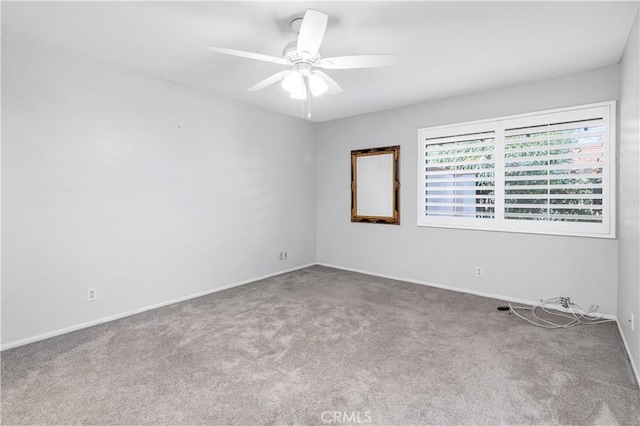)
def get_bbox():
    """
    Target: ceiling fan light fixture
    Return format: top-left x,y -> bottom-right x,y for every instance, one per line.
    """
309,73 -> 328,96
290,83 -> 308,100
206,9 -> 396,118
282,70 -> 303,94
